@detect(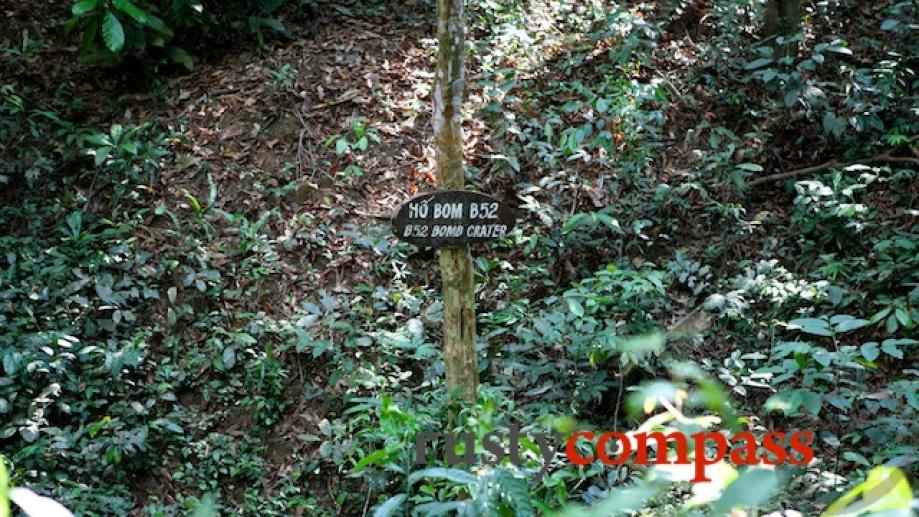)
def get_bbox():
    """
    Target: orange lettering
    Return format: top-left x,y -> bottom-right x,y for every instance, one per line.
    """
565,432 -> 595,466
692,432 -> 729,482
